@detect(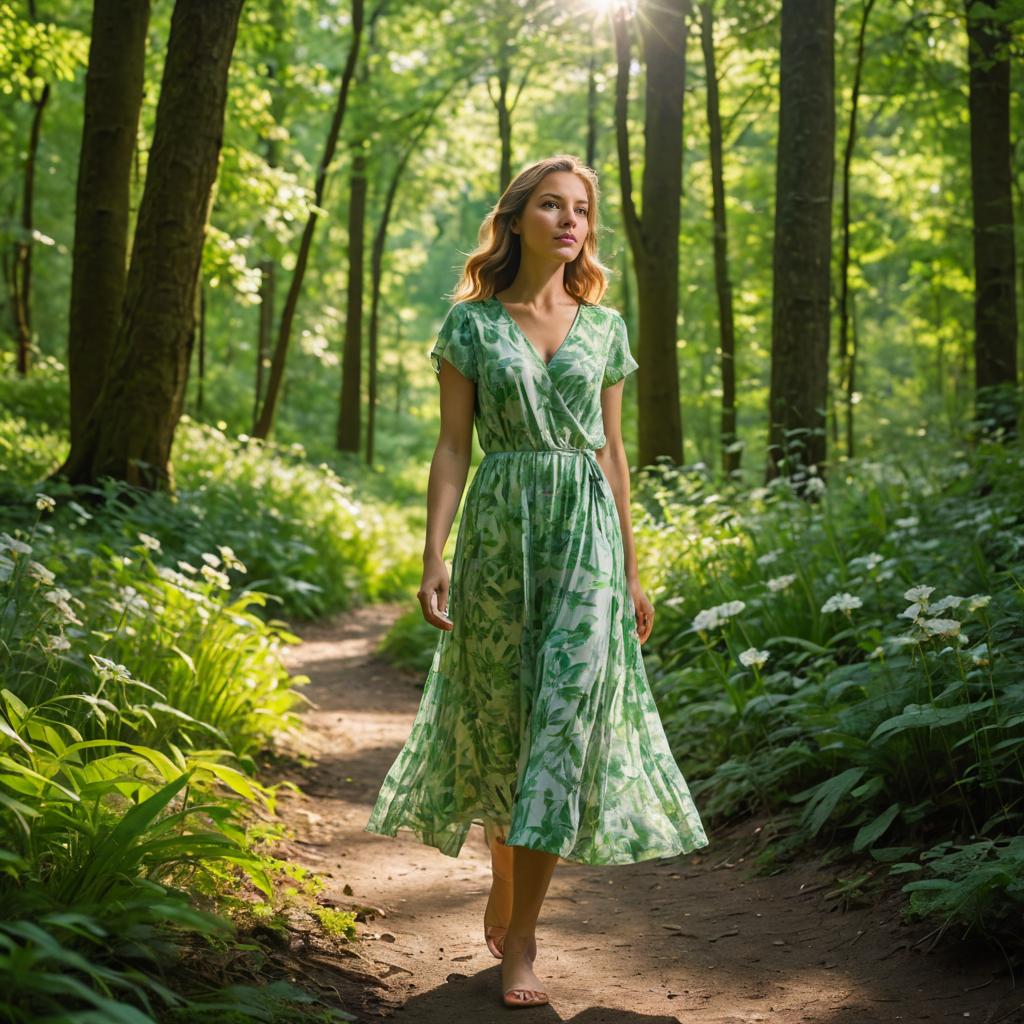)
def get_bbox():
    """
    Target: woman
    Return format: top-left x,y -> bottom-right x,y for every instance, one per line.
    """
364,154 -> 709,1009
